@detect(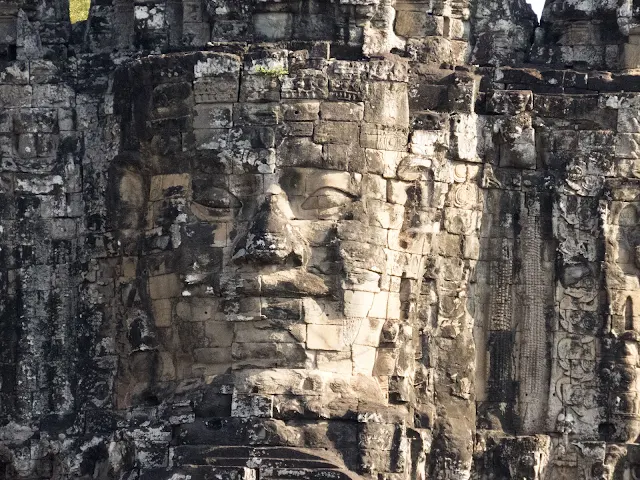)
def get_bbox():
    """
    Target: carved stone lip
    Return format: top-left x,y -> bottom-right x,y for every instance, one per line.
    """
258,268 -> 331,298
